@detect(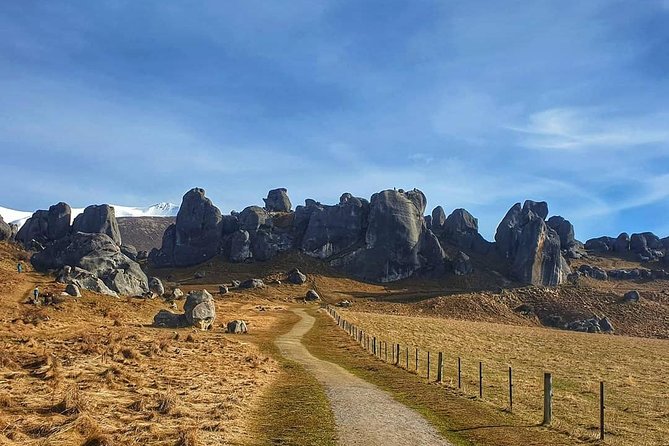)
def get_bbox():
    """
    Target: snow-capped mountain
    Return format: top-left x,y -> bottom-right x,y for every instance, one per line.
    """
0,202 -> 179,228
